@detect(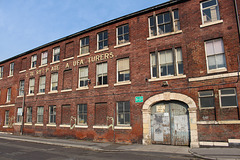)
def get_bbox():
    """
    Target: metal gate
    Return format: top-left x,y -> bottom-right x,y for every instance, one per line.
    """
151,101 -> 190,146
